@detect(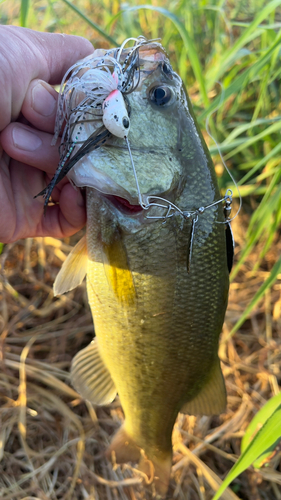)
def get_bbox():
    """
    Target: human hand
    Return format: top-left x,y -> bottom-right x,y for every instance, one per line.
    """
0,25 -> 94,243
